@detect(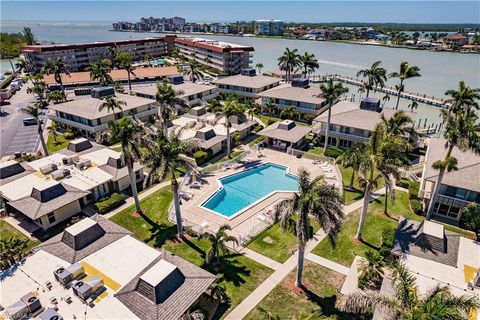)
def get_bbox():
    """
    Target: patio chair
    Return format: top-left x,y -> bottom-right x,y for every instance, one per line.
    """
257,215 -> 268,223
180,191 -> 193,200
